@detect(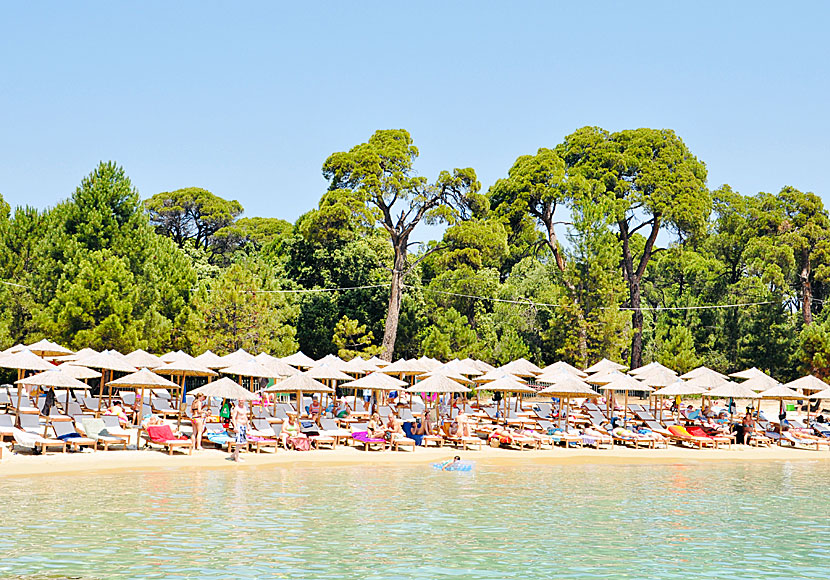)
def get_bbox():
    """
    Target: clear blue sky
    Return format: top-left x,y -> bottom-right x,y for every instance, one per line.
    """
2,2 -> 829,238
